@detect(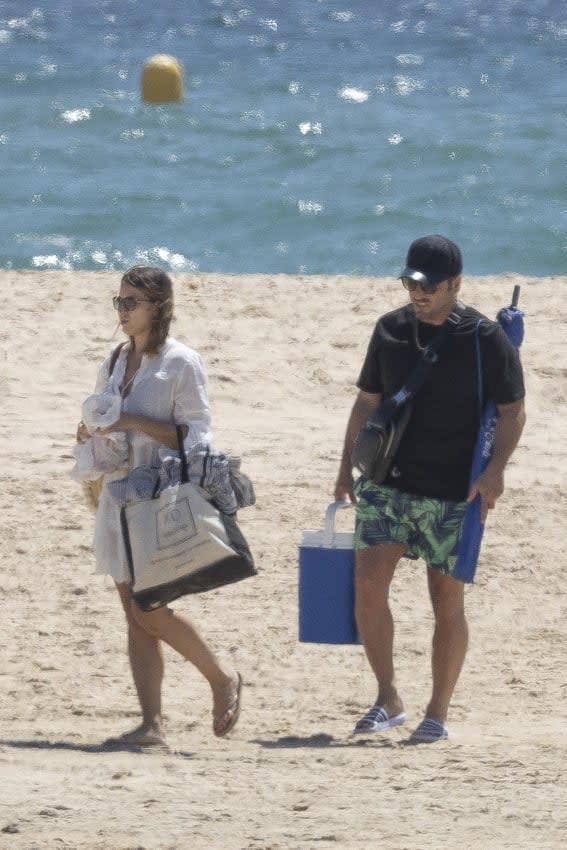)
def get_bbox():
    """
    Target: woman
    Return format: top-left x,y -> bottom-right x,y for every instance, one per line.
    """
77,266 -> 242,748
